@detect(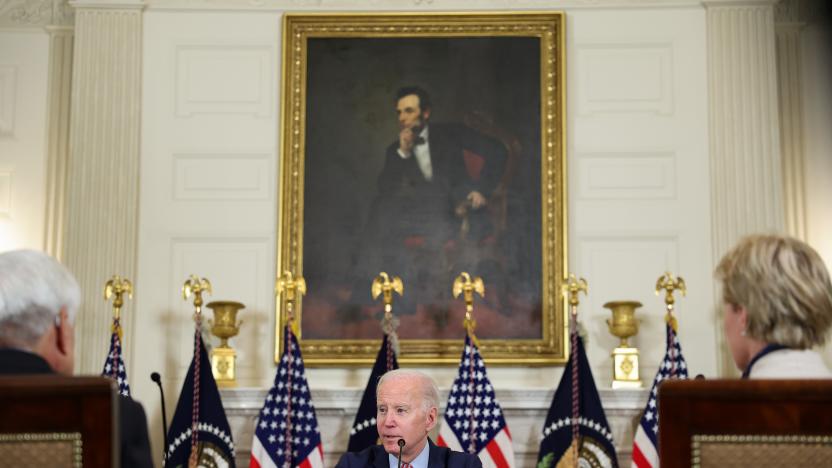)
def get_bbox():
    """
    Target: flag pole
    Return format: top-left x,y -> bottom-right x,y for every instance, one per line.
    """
276,271 -> 306,468
372,271 -> 403,365
452,271 -> 485,454
182,275 -> 212,468
655,272 -> 686,378
103,275 -> 133,380
562,274 -> 587,468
